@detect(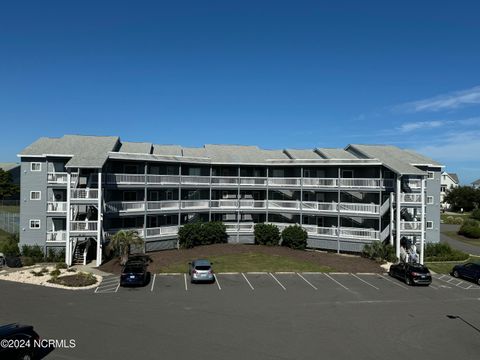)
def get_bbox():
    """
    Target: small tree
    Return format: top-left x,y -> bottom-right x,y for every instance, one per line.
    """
362,241 -> 397,263
178,222 -> 228,248
107,230 -> 144,265
178,222 -> 203,248
0,233 -> 20,257
281,225 -> 308,250
444,186 -> 480,212
254,223 -> 280,246
202,222 -> 228,244
0,169 -> 19,200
